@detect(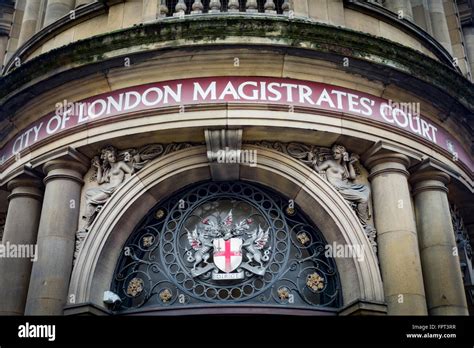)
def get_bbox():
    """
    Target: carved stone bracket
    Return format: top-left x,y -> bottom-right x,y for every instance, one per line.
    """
205,129 -> 243,181
250,141 -> 377,254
